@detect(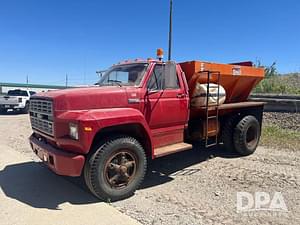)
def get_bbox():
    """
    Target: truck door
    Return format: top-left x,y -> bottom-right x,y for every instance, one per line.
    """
143,62 -> 189,147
